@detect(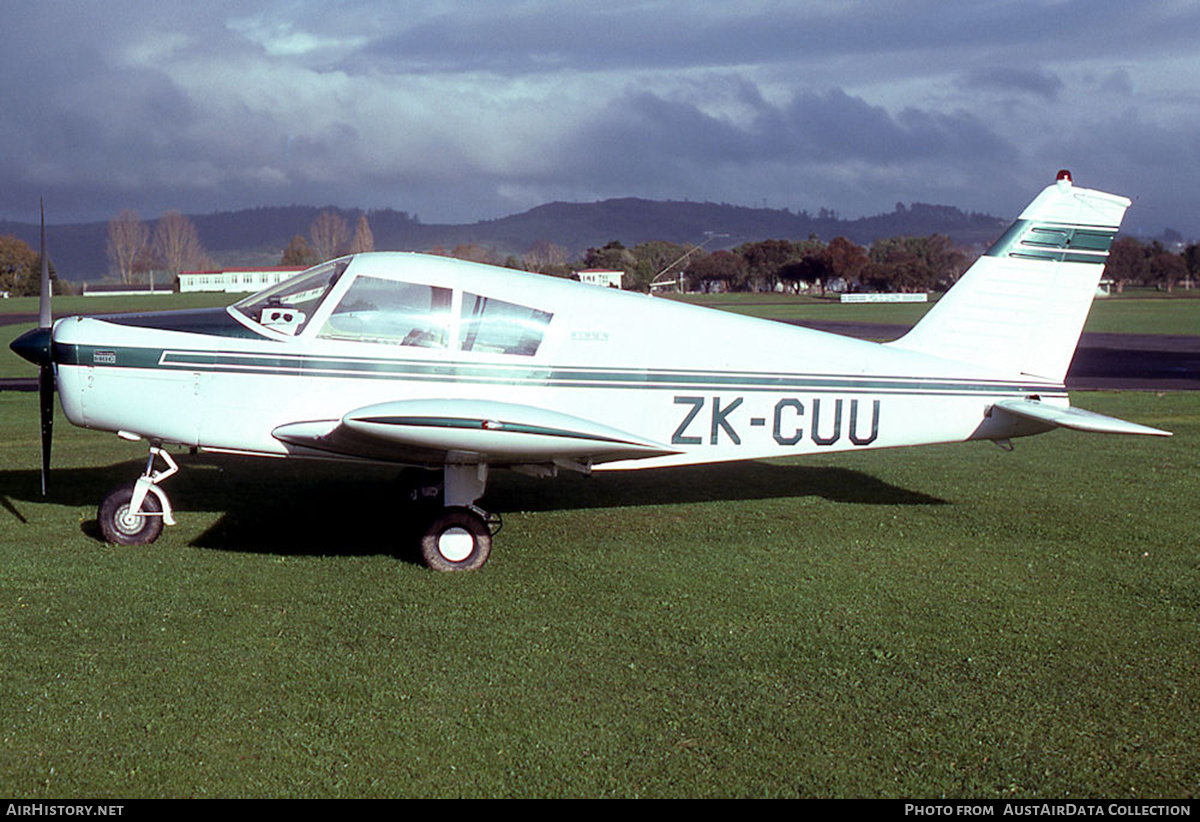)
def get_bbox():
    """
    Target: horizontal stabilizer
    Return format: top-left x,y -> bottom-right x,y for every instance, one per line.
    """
992,399 -> 1171,437
274,398 -> 681,464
